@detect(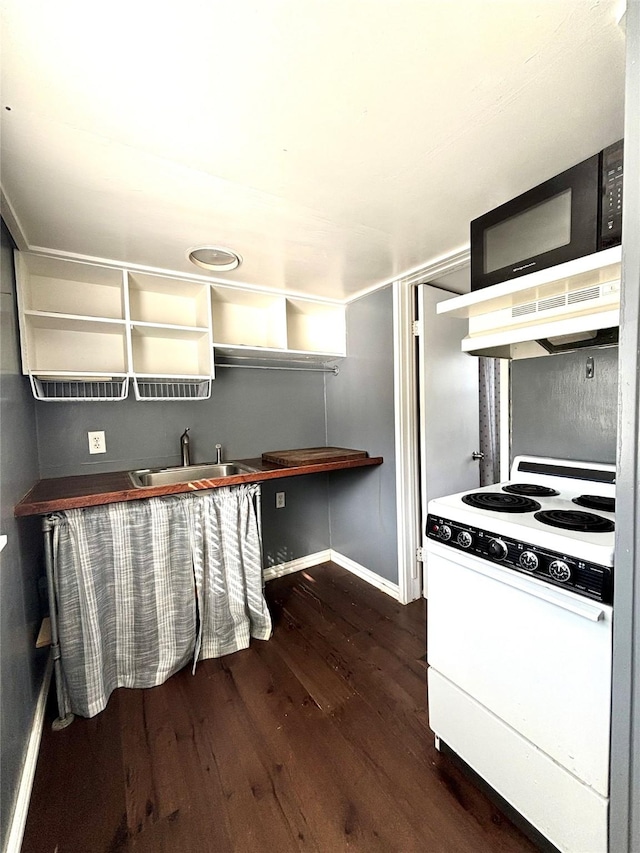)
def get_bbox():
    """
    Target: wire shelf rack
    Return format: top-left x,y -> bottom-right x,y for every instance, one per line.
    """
29,374 -> 129,402
132,377 -> 212,401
